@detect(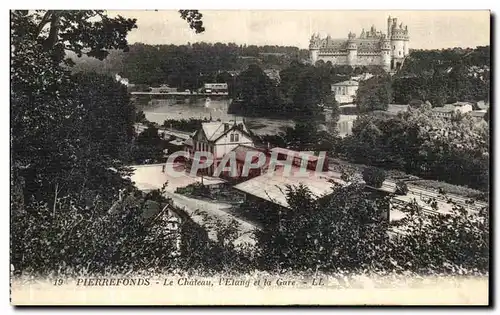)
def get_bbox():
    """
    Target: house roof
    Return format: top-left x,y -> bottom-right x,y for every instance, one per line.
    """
476,101 -> 490,110
339,104 -> 357,108
233,167 -> 346,208
169,139 -> 185,146
197,121 -> 254,143
201,122 -> 228,141
432,106 -> 455,113
332,80 -> 359,87
270,148 -> 324,162
387,104 -> 410,114
451,101 -> 474,107
471,110 -> 487,117
230,145 -> 269,163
